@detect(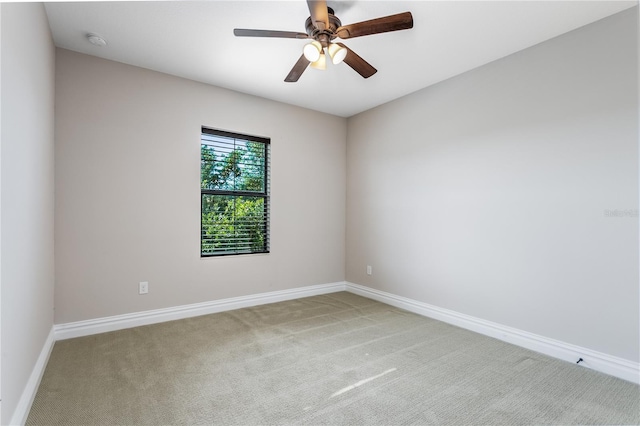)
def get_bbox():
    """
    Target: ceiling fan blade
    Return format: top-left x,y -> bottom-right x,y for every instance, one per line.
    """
336,11 -> 413,39
285,54 -> 311,82
307,0 -> 329,30
337,43 -> 377,79
234,29 -> 309,39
